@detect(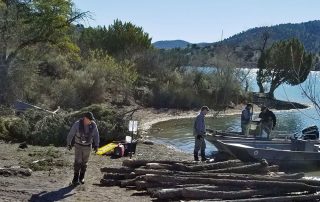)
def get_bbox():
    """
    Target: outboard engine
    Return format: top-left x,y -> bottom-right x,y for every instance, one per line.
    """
301,125 -> 319,140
